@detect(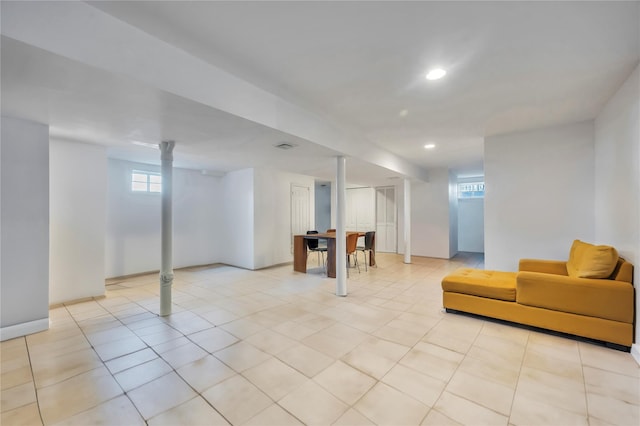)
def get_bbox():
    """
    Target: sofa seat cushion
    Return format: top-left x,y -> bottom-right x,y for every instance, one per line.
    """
442,268 -> 517,302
